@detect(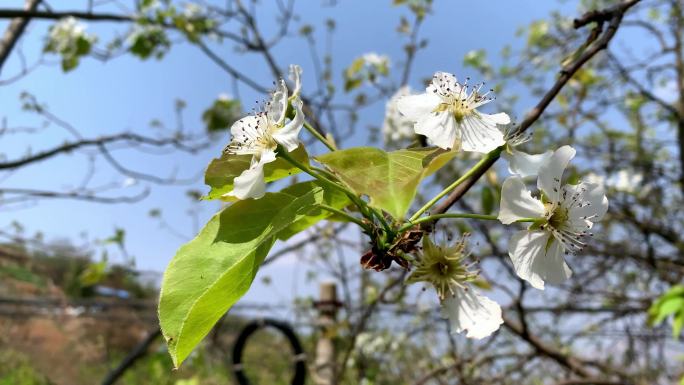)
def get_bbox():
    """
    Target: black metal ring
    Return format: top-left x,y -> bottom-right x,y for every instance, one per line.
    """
231,318 -> 306,385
